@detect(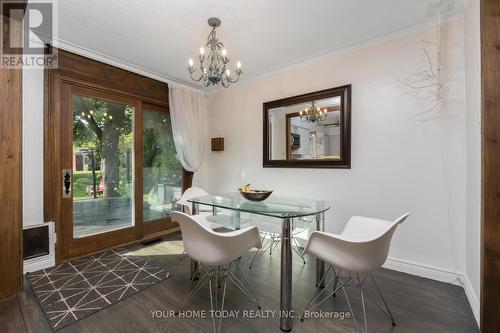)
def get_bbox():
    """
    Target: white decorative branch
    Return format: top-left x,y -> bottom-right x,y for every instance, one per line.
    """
395,21 -> 446,121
